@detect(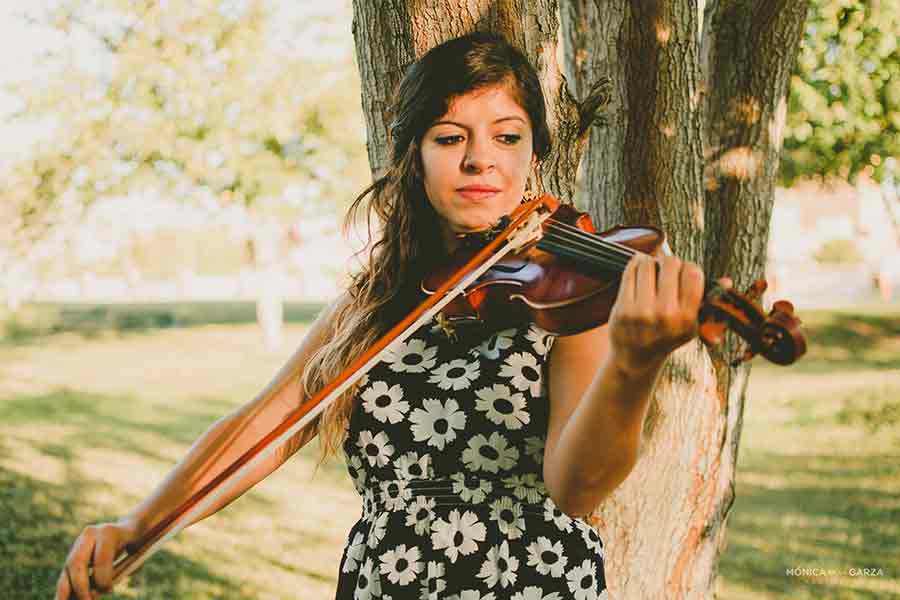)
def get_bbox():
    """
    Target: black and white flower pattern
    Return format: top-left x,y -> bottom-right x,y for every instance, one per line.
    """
578,520 -> 605,557
385,338 -> 438,373
336,322 -> 605,599
513,587 -> 564,600
490,498 -> 526,540
462,432 -> 519,473
543,497 -> 574,533
526,536 -> 568,578
448,592 -> 497,600
566,559 -> 602,600
524,436 -> 545,466
394,450 -> 431,480
477,539 -> 520,589
405,496 -> 436,535
367,511 -> 389,550
346,454 -> 367,490
525,325 -> 554,355
410,398 -> 467,450
503,473 -> 545,500
451,472 -> 493,504
357,430 -> 394,468
500,352 -> 543,396
475,383 -> 530,430
362,380 -> 409,424
379,543 -> 423,586
380,478 -> 412,511
428,357 -> 480,390
421,561 -> 447,599
430,508 -> 487,563
342,531 -> 366,574
470,328 -> 516,359
355,556 -> 381,600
